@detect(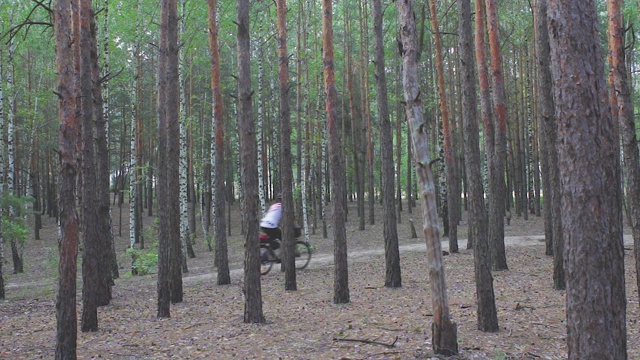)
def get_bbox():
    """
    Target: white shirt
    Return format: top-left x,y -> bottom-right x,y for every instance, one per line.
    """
260,202 -> 282,228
